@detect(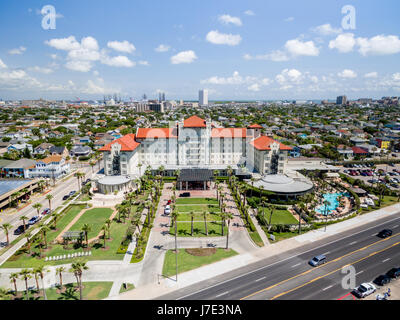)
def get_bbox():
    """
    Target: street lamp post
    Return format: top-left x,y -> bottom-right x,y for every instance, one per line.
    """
323,200 -> 330,232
